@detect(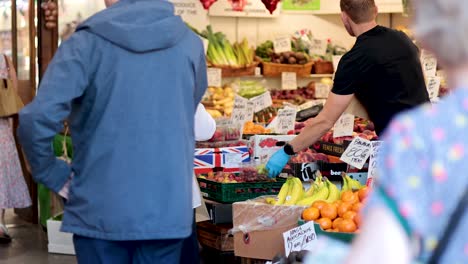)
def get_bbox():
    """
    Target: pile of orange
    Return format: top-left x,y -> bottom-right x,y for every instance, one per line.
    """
243,121 -> 271,134
302,187 -> 370,233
